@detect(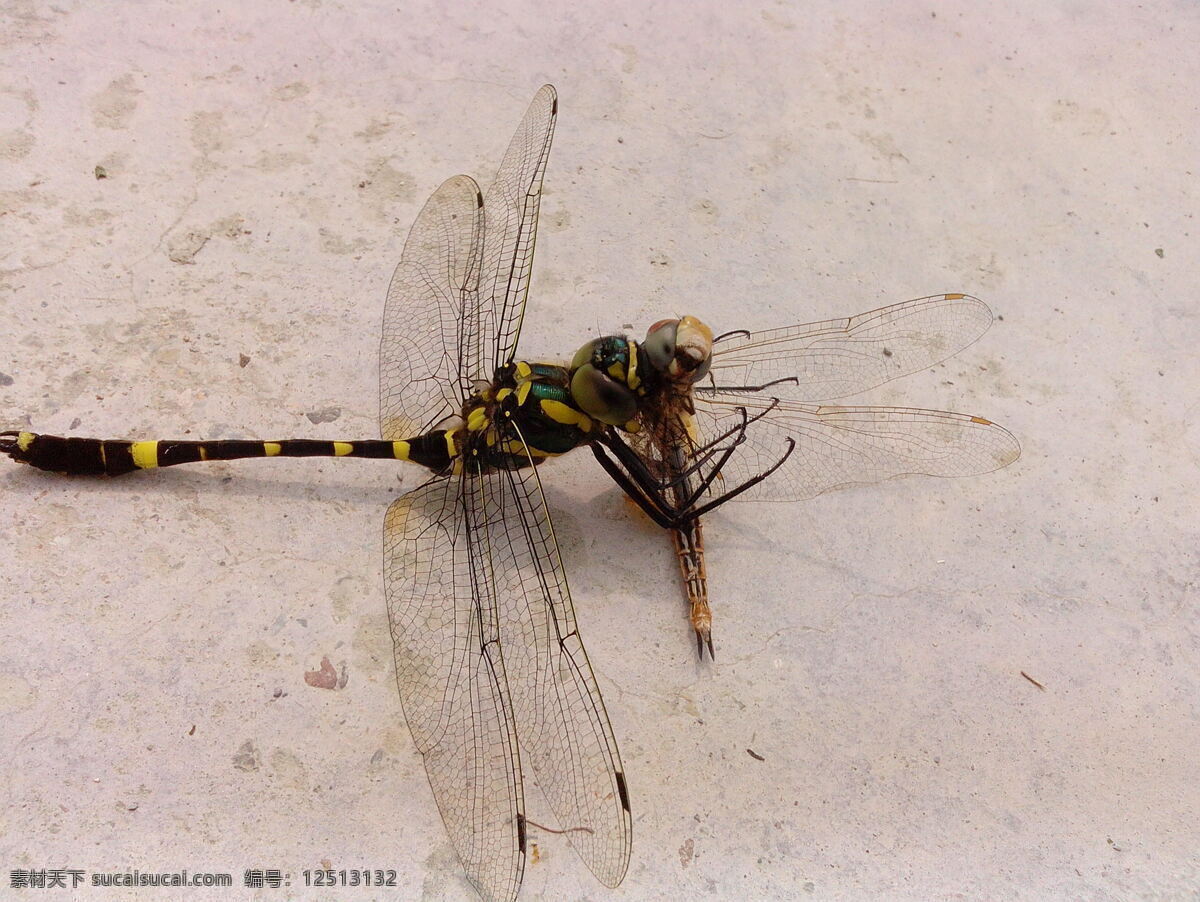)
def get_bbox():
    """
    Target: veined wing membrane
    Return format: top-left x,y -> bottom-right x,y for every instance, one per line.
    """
384,477 -> 525,902
380,174 -> 484,440
709,294 -> 993,402
480,84 -> 558,370
472,422 -> 632,887
692,395 -> 1021,503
